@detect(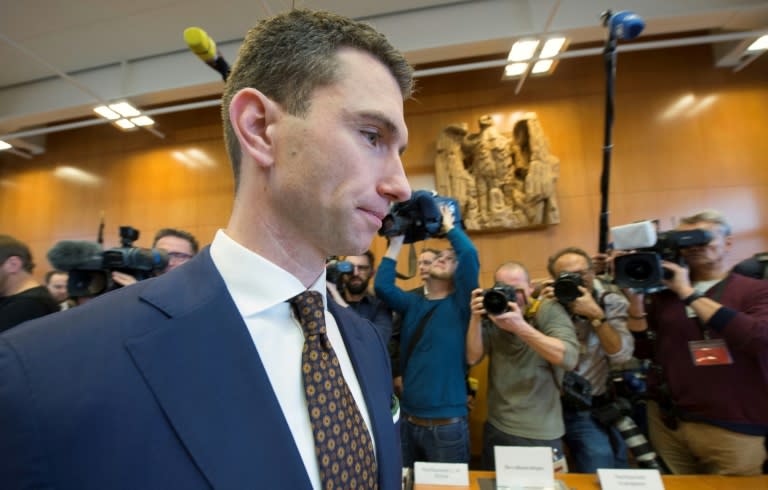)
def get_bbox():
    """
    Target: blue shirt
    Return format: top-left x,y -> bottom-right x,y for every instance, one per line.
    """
375,228 -> 479,418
